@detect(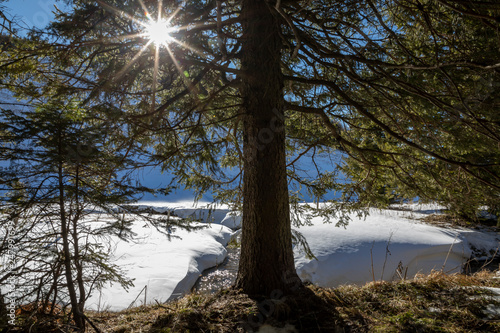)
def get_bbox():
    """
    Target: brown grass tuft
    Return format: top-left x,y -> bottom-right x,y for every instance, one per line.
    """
6,270 -> 499,332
